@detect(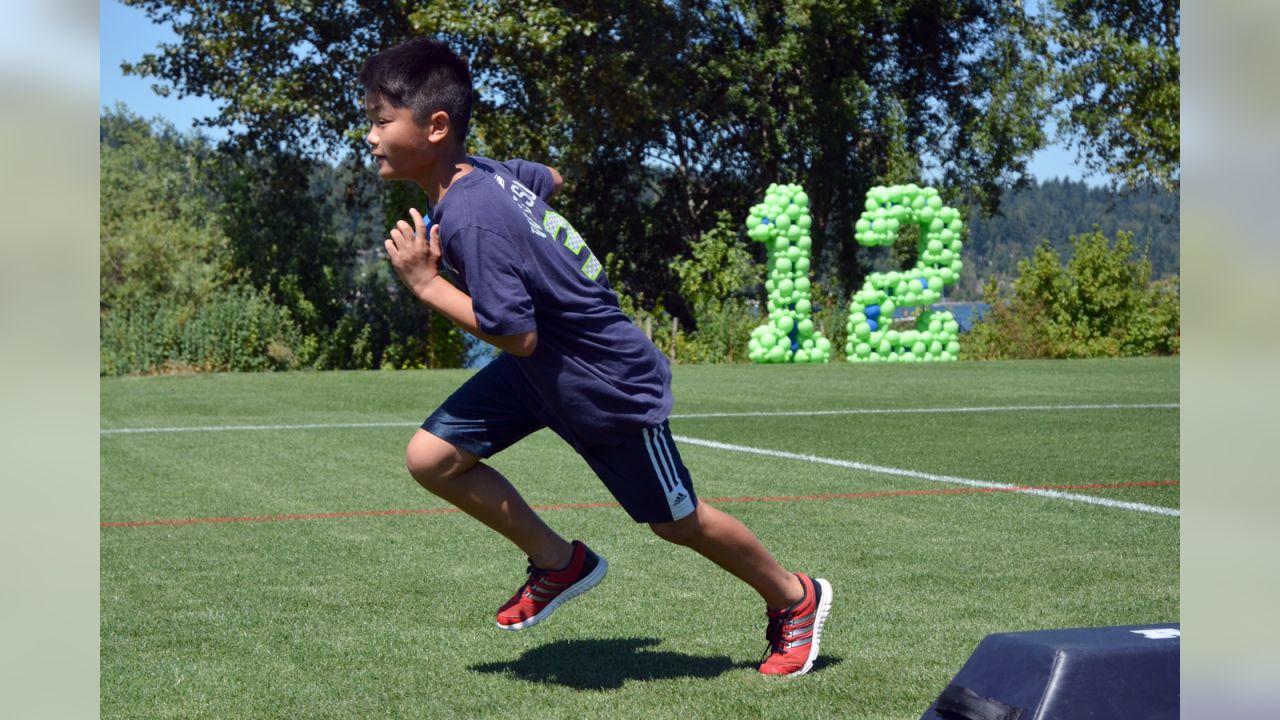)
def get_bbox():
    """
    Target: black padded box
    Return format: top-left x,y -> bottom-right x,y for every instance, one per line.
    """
920,624 -> 1180,720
